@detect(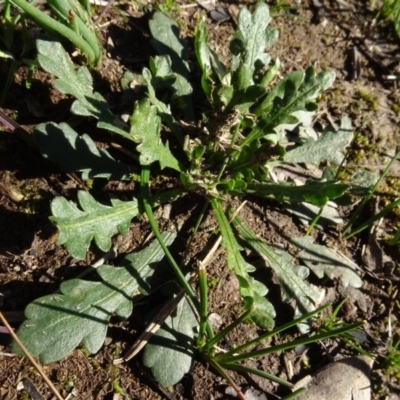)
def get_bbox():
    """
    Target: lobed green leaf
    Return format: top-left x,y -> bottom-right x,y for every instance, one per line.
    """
233,217 -> 325,332
149,12 -> 194,122
51,191 -> 139,259
36,39 -> 130,139
273,116 -> 354,166
129,99 -> 180,171
13,233 -> 176,364
292,236 -> 363,288
211,200 -> 275,329
232,3 -> 274,71
245,68 -> 336,148
34,122 -> 130,180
